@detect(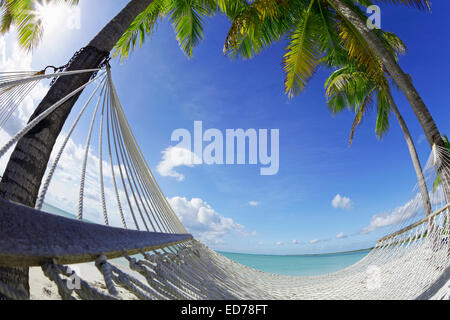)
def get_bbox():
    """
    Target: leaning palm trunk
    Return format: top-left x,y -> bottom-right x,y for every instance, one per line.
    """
387,89 -> 432,216
0,0 -> 154,299
328,0 -> 450,200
